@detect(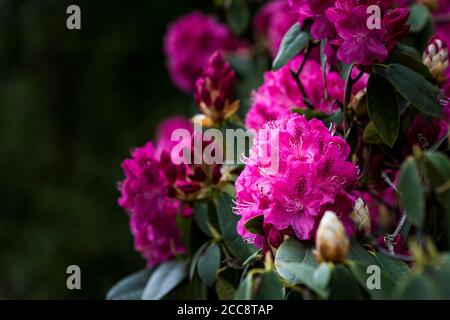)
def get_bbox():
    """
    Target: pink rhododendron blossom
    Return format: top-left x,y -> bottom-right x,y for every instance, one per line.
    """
245,56 -> 367,130
254,0 -> 298,57
118,117 -> 195,266
164,11 -> 246,92
289,0 -> 336,39
235,113 -> 360,249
